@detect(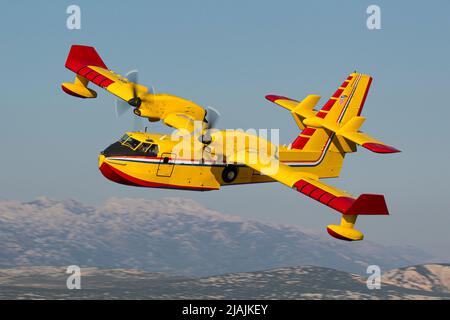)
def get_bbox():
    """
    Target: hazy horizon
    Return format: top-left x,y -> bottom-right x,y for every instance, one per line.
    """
1,1 -> 449,258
